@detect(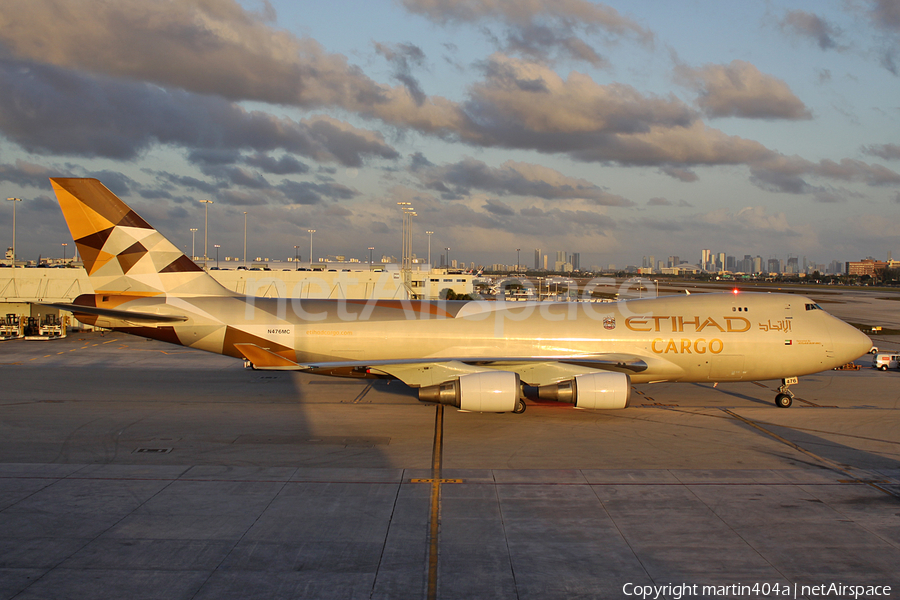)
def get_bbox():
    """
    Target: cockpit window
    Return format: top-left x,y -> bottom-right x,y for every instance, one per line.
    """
805,303 -> 823,310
